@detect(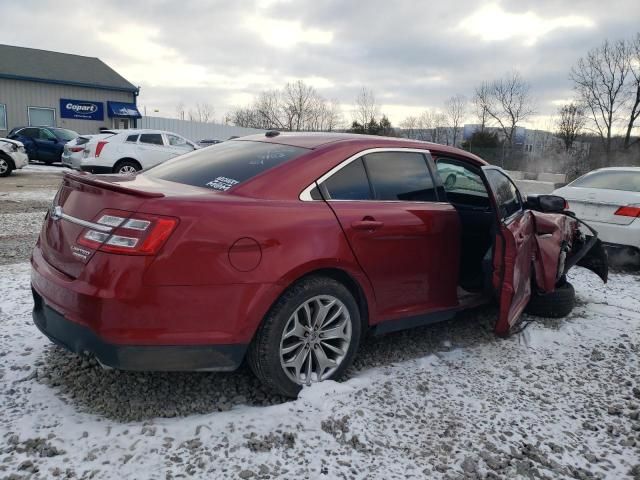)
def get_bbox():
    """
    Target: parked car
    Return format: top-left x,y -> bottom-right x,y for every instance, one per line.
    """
0,138 -> 29,177
198,139 -> 222,147
62,133 -> 115,170
78,129 -> 198,174
31,133 -> 607,397
554,167 -> 640,262
8,126 -> 78,164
